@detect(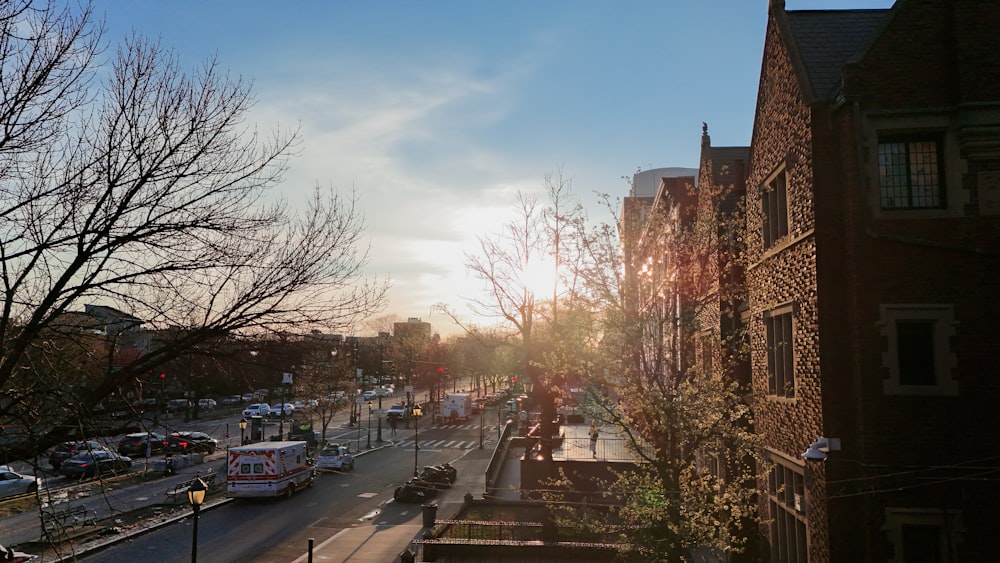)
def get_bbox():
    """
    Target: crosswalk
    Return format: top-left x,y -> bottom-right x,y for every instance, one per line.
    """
388,423 -> 501,450
428,423 -> 499,431
392,438 -> 491,450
